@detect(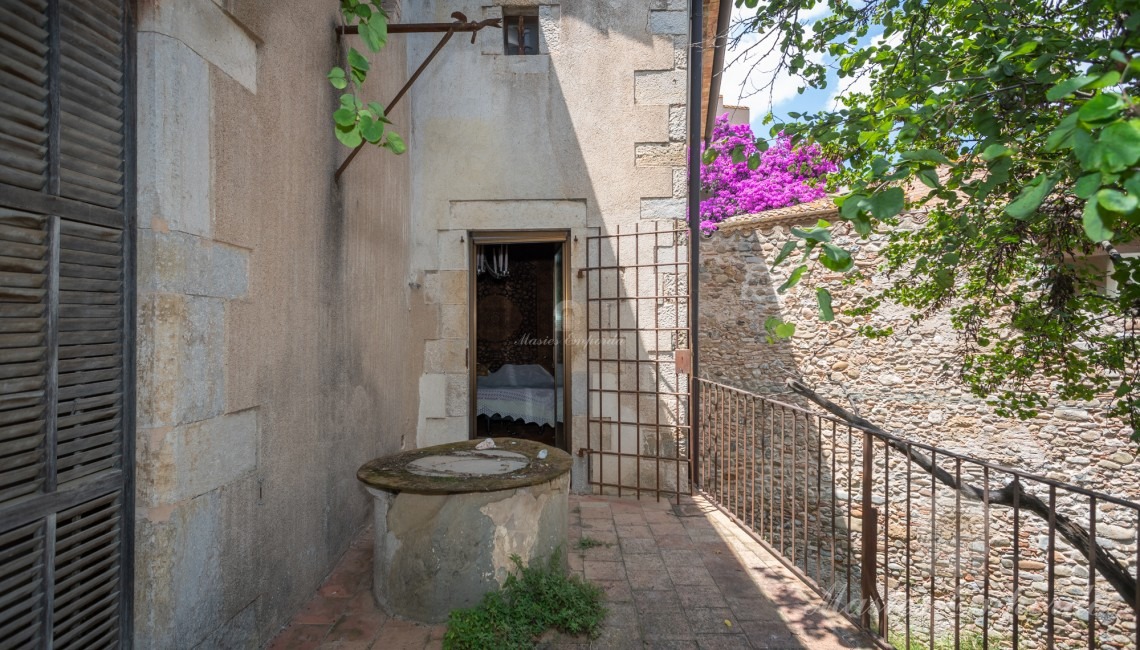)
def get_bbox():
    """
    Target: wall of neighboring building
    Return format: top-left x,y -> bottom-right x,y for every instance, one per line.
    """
700,214 -> 1140,492
699,212 -> 1140,644
134,1 -> 421,646
403,0 -> 691,488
